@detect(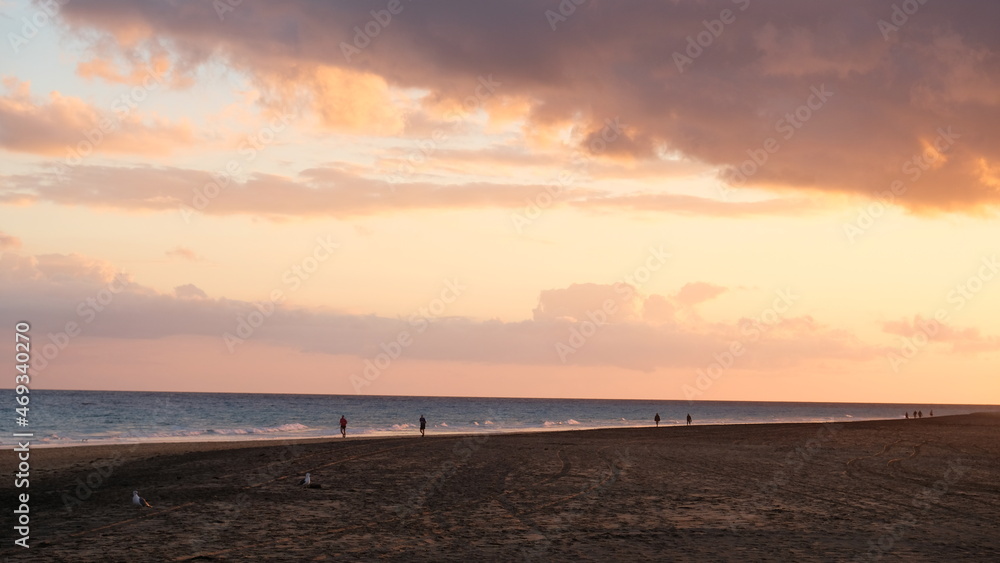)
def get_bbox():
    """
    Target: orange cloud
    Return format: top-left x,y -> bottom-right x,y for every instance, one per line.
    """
77,53 -> 173,86
0,78 -> 194,157
306,66 -> 406,134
